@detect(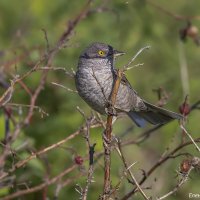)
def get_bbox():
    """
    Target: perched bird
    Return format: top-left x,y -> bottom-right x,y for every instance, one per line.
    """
75,42 -> 182,127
